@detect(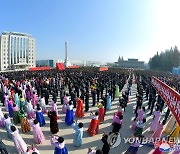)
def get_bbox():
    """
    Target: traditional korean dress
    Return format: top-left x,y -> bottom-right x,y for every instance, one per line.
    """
30,121 -> 45,144
97,103 -> 105,123
8,100 -> 13,118
36,108 -> 46,127
65,104 -> 74,125
151,122 -> 164,141
87,115 -> 99,136
112,114 -> 123,133
18,111 -> 31,133
32,93 -> 38,108
4,117 -> 12,138
14,93 -> 20,109
48,111 -> 59,134
13,106 -> 20,124
4,95 -> 9,111
107,93 -> 111,110
72,122 -> 83,147
150,111 -> 161,132
75,98 -> 84,118
137,109 -> 144,121
50,136 -> 68,154
62,96 -> 69,113
0,107 -> 4,127
115,85 -> 119,98
26,101 -> 35,119
51,101 -> 59,119
11,127 -> 27,154
39,97 -> 47,113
